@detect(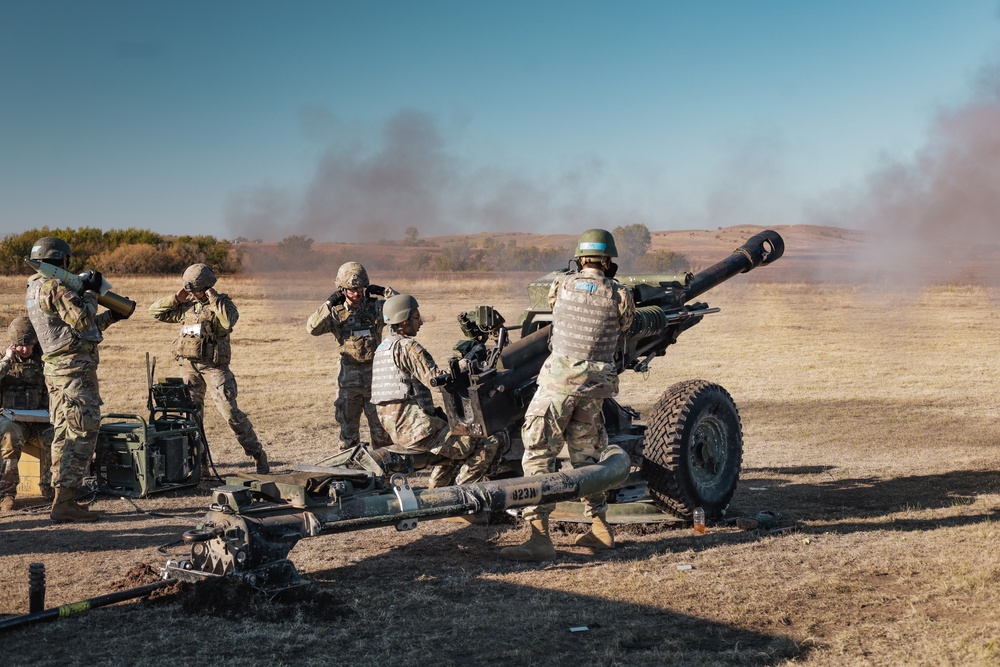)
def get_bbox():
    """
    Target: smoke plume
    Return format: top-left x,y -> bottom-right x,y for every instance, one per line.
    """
832,62 -> 1000,286
225,109 -> 653,243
